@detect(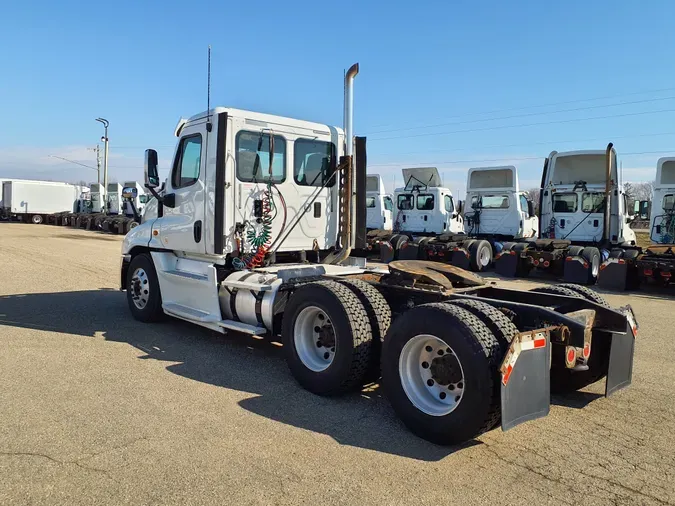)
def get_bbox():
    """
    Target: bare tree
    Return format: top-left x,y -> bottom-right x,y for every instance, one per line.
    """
524,188 -> 540,214
624,181 -> 654,202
